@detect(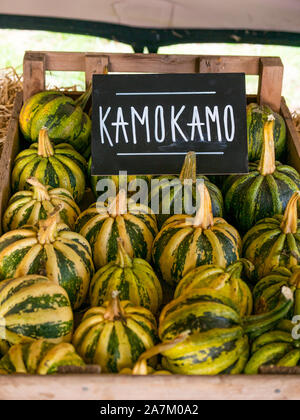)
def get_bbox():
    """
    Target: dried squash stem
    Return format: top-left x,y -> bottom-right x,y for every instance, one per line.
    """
192,181 -> 214,229
38,128 -> 54,158
280,192 -> 300,234
179,152 -> 197,184
257,118 -> 276,176
27,177 -> 50,201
